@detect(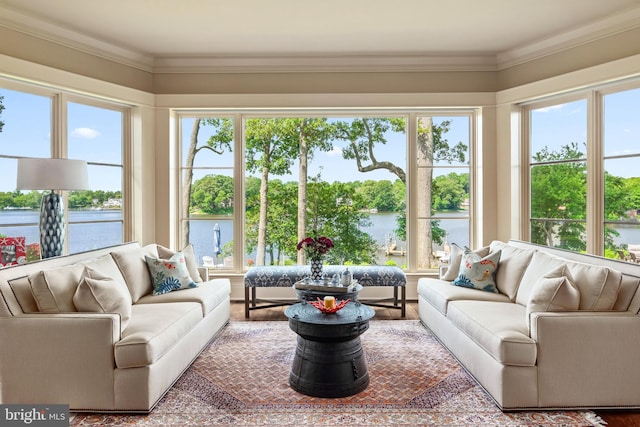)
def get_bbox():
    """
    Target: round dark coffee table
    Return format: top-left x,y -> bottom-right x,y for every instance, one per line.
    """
284,301 -> 375,398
